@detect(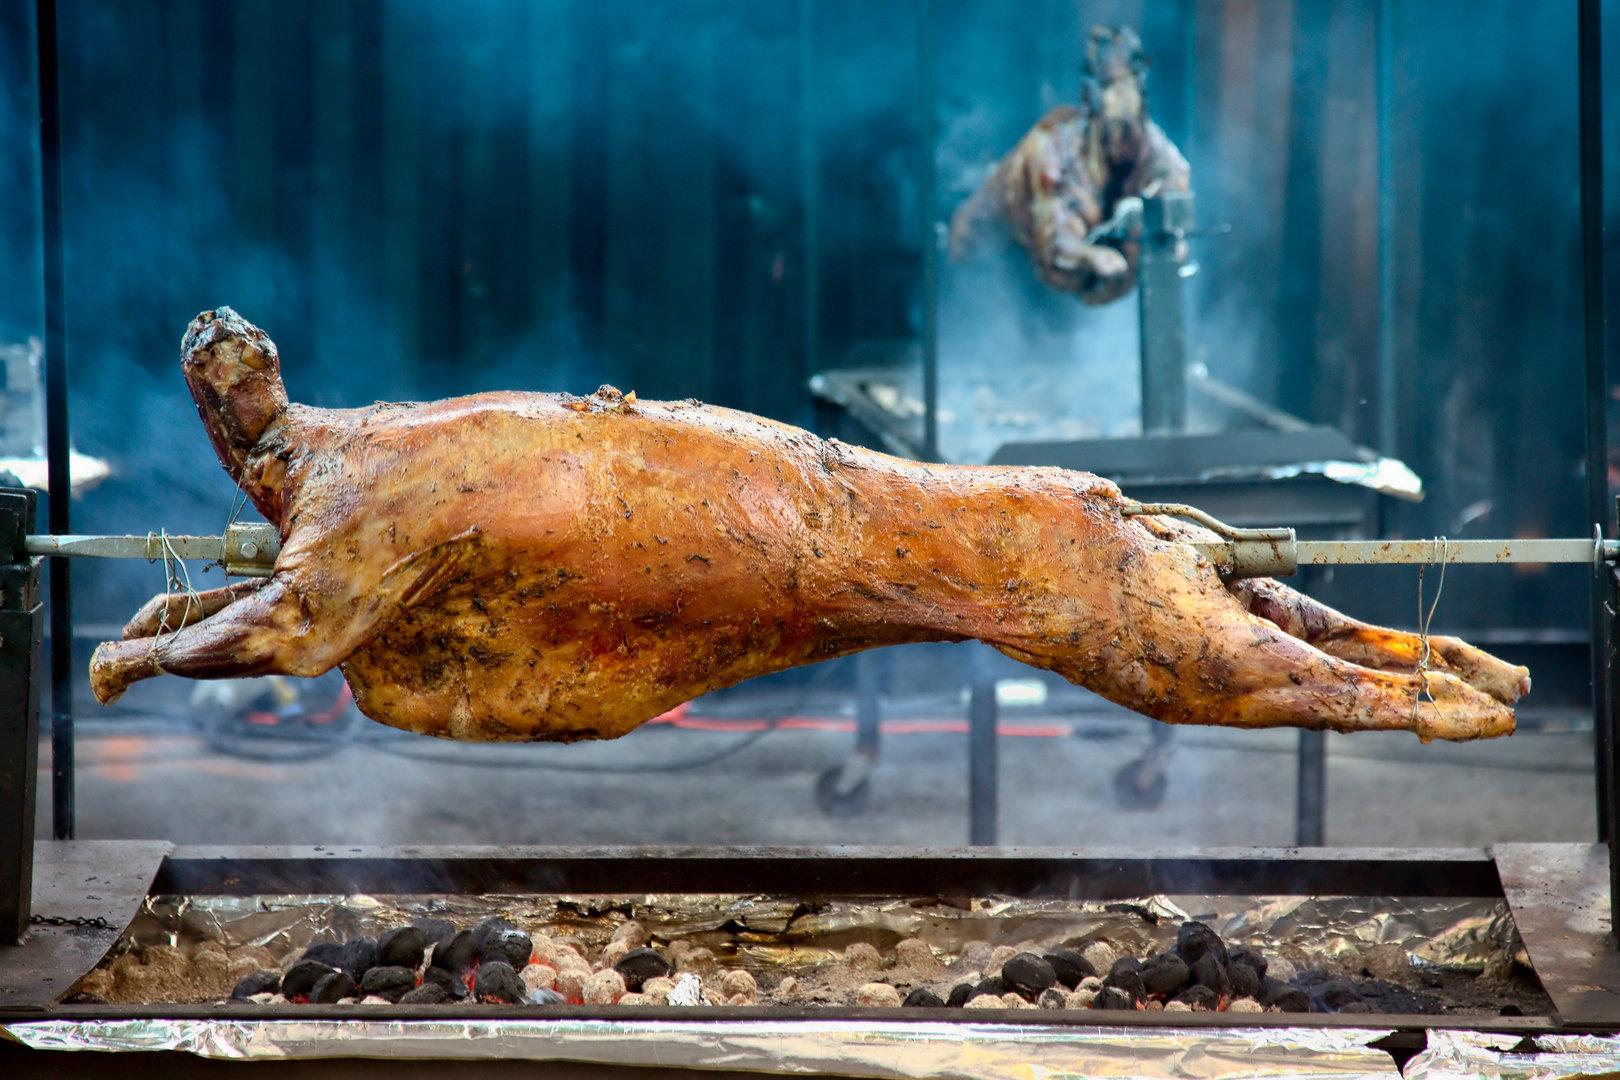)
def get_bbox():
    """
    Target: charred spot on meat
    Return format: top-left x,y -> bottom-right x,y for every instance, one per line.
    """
89,309 -> 1528,745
